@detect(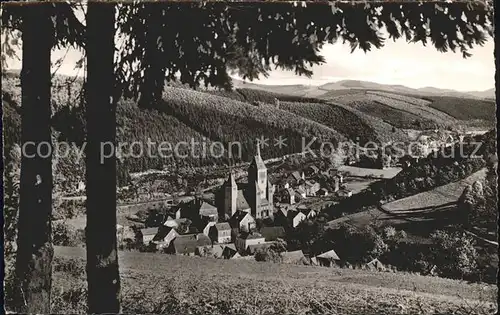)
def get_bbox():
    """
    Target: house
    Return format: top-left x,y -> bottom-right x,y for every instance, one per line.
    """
287,209 -> 307,228
202,221 -> 216,237
318,188 -> 328,196
305,180 -> 320,196
196,243 -> 236,258
296,186 -> 306,199
229,210 -> 256,233
222,245 -> 239,259
235,232 -> 266,251
338,189 -> 353,198
209,222 -> 232,244
163,217 -> 189,229
181,199 -> 219,223
284,187 -> 296,205
217,145 -> 275,220
140,227 -> 159,245
287,171 -> 304,185
305,165 -> 320,176
299,208 -> 316,219
365,258 -> 385,271
281,250 -> 308,265
247,242 -> 274,255
167,233 -> 212,256
260,226 -> 286,242
314,249 -> 340,267
151,226 -> 179,249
